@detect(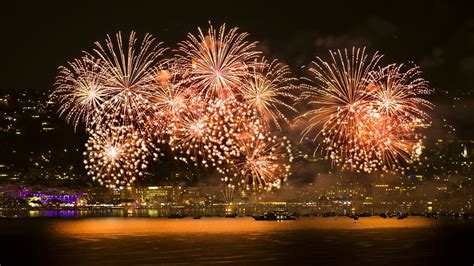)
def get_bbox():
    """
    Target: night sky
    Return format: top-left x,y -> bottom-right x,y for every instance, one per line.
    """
2,1 -> 473,93
1,1 -> 473,184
